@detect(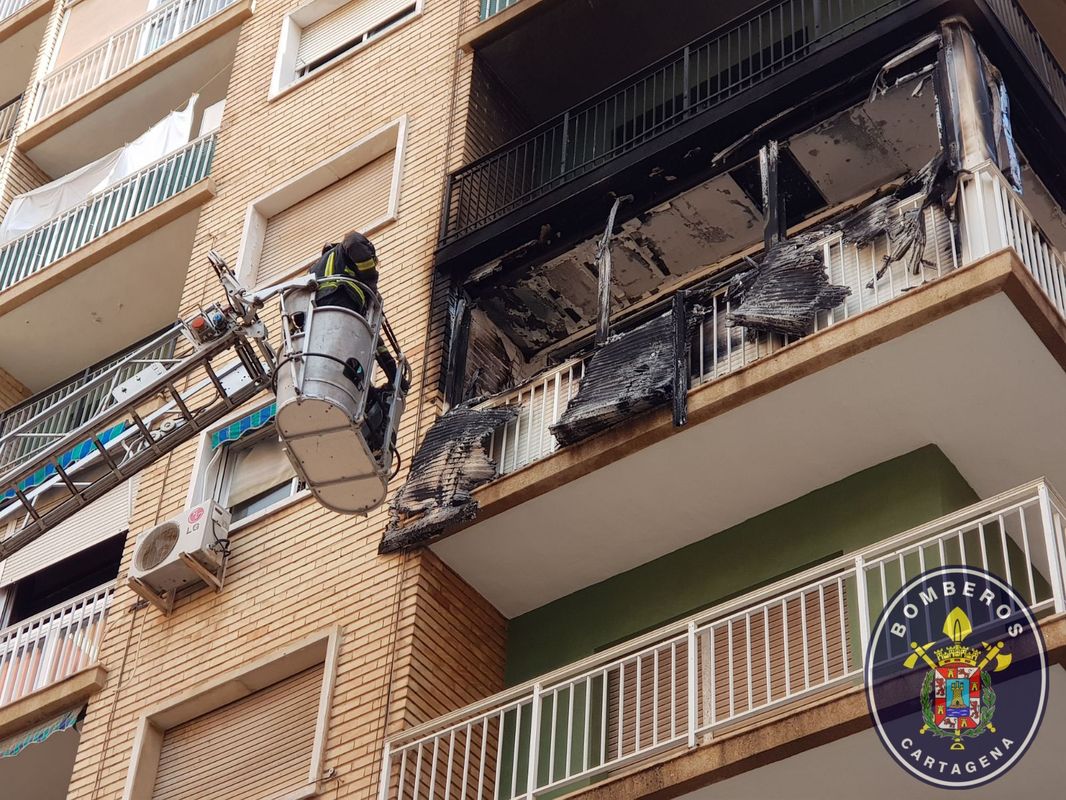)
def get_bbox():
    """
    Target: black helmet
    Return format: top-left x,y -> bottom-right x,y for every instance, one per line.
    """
342,230 -> 377,265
